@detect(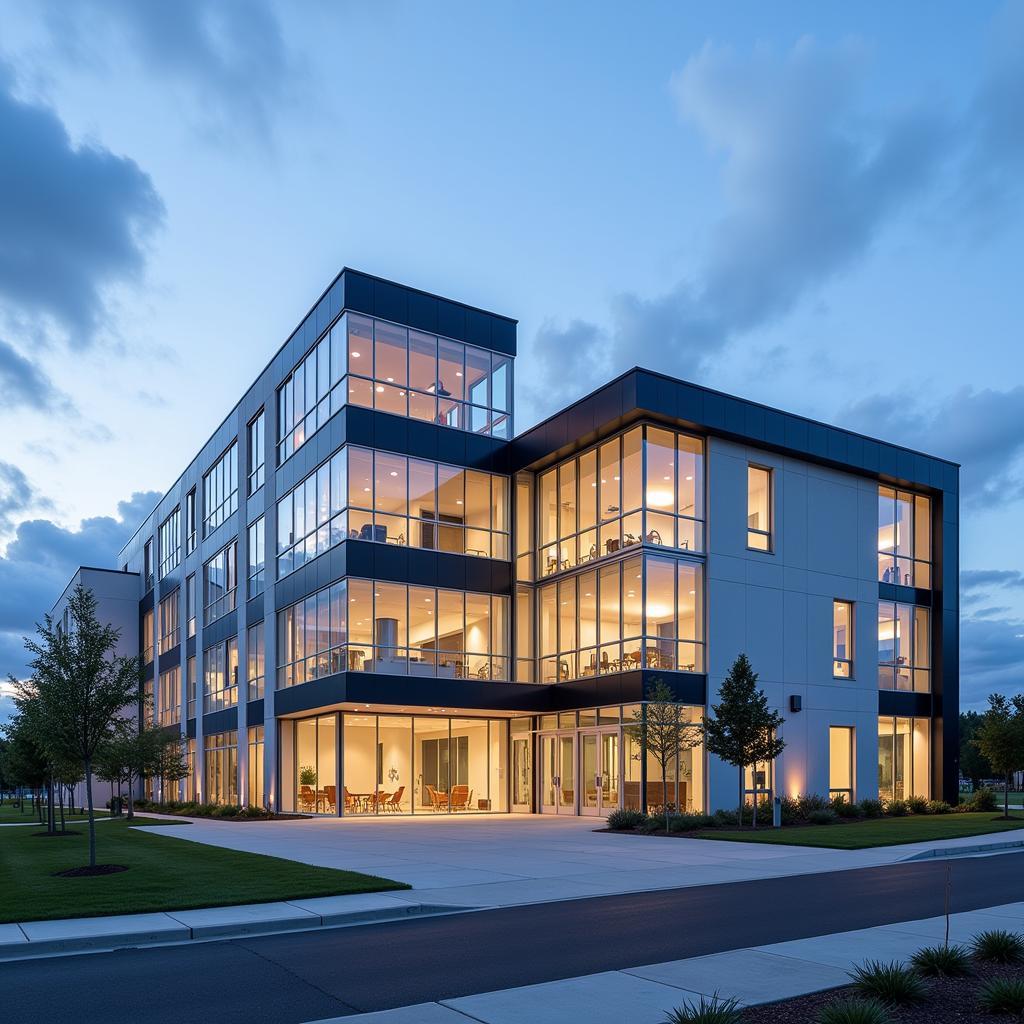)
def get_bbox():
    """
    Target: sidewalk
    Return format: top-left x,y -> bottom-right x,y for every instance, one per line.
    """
304,901 -> 1024,1023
